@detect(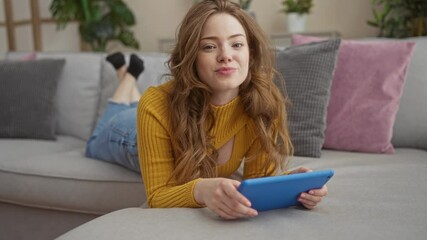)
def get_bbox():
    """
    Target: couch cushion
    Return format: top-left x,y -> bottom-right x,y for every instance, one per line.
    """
392,37 -> 427,151
0,135 -> 84,160
275,39 -> 341,158
6,52 -> 103,140
97,53 -> 170,122
0,59 -> 65,140
0,136 -> 145,214
58,148 -> 427,240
